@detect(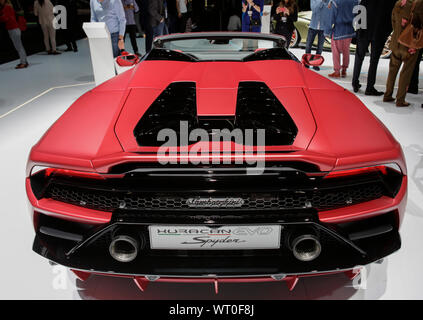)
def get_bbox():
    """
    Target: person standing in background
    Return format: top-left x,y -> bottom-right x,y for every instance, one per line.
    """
176,0 -> 188,33
327,0 -> 358,78
140,0 -> 154,52
407,0 -> 423,96
185,0 -> 193,31
166,0 -> 178,33
134,0 -> 143,37
61,0 -> 79,52
149,0 -> 167,38
407,48 -> 422,94
272,0 -> 298,48
384,0 -> 421,107
0,0 -> 28,69
34,0 -> 61,55
242,0 -> 264,33
90,0 -> 126,57
0,0 -> 28,68
228,10 -> 242,31
122,0 -> 140,55
352,0 -> 396,95
305,0 -> 332,71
